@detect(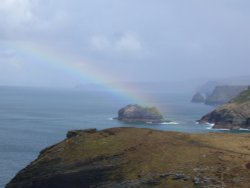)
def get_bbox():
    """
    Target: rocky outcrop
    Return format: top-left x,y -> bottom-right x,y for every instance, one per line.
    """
199,87 -> 250,129
6,127 -> 250,188
116,104 -> 165,123
191,92 -> 205,103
